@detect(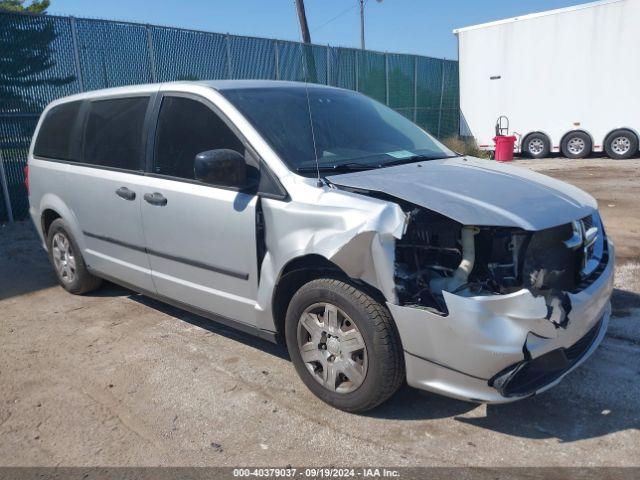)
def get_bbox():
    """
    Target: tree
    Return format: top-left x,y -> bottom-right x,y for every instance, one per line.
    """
0,0 -> 50,14
0,0 -> 76,112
